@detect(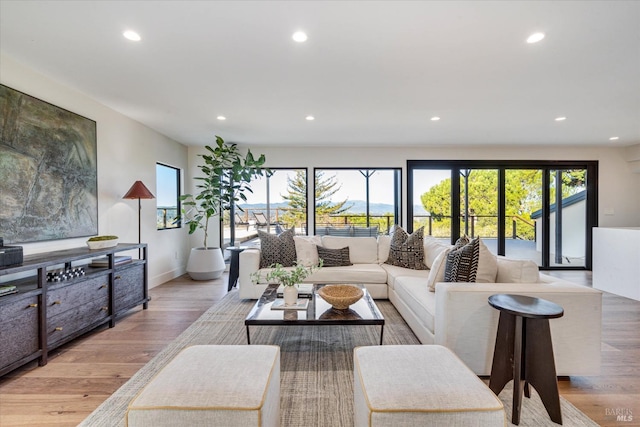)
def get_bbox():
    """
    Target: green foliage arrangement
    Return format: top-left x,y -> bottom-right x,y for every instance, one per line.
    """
179,136 -> 269,248
88,235 -> 118,241
251,260 -> 323,287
